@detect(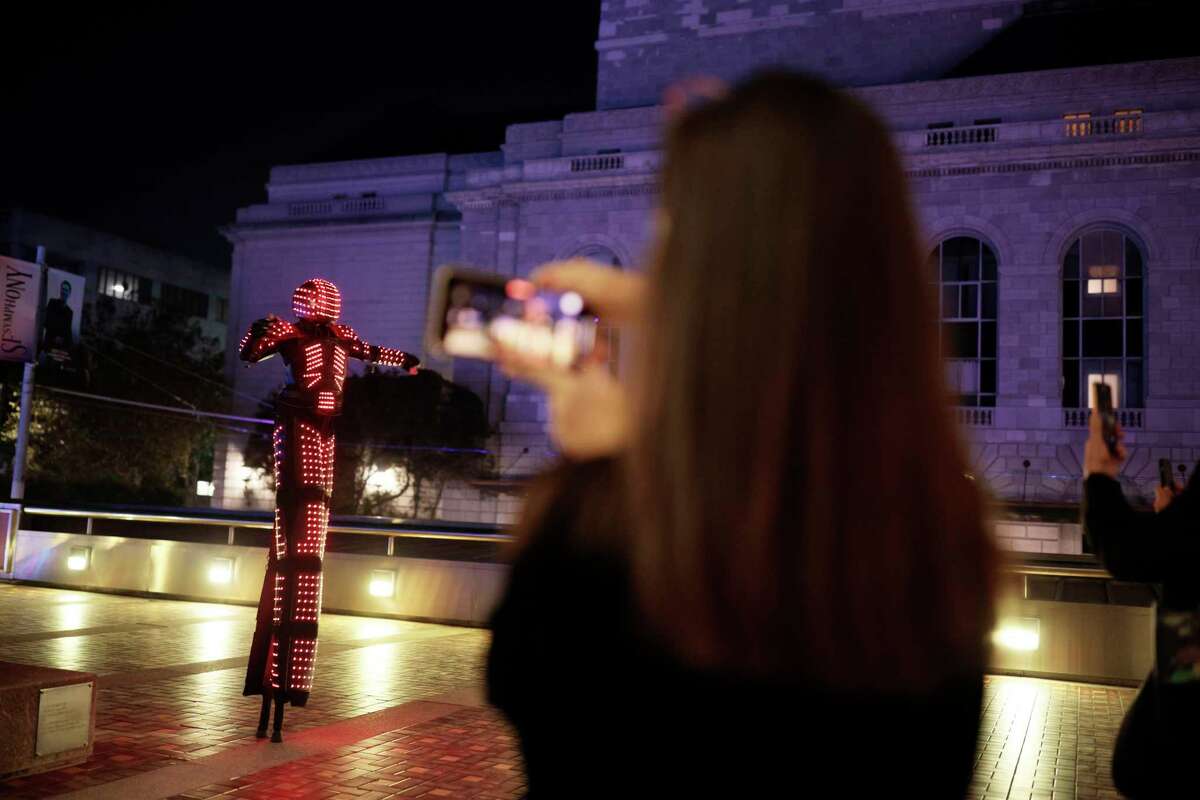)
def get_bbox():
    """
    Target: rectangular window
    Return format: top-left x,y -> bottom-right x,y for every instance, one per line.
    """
1114,109 -> 1143,135
933,237 -> 999,409
1063,361 -> 1080,408
1063,320 -> 1079,359
942,285 -> 959,318
1064,112 -> 1093,137
1126,320 -> 1143,358
942,322 -> 979,359
1063,280 -> 1079,318
1082,319 -> 1123,358
98,267 -> 152,304
979,359 -> 997,394
161,283 -> 210,319
216,297 -> 229,323
1086,278 -> 1120,295
960,284 -> 978,318
1125,278 -> 1143,317
1126,360 -> 1143,408
945,359 -> 979,394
